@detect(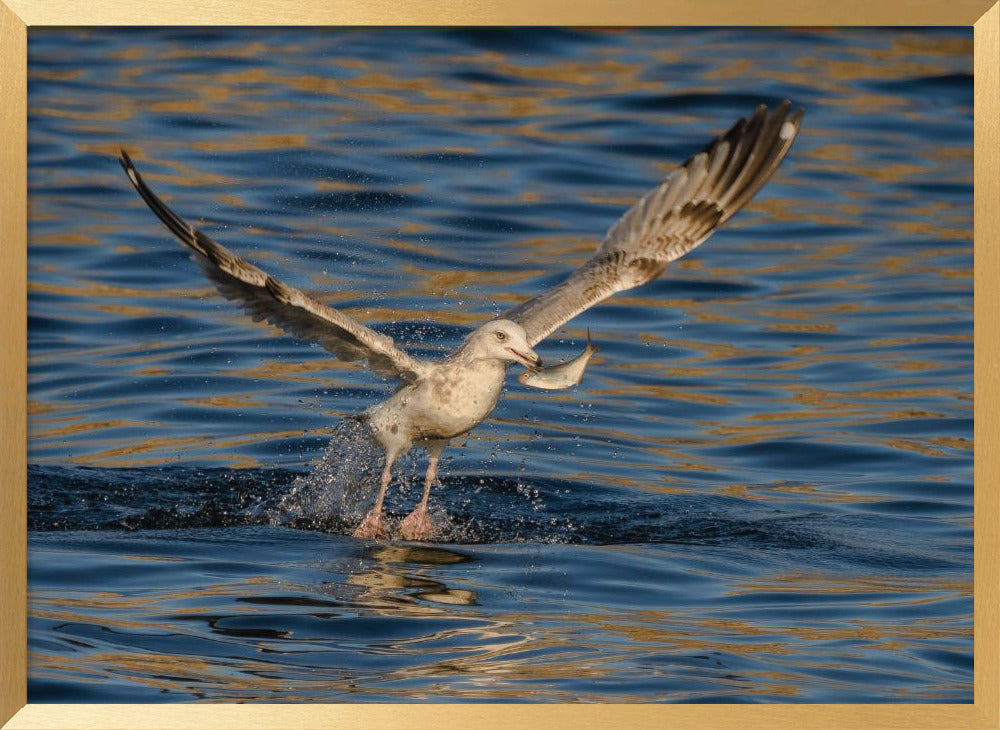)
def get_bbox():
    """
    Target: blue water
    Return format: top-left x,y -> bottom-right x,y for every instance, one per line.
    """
26,27 -> 973,702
